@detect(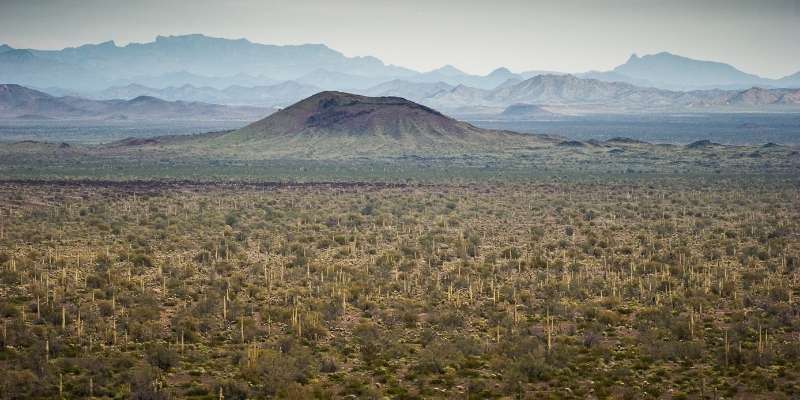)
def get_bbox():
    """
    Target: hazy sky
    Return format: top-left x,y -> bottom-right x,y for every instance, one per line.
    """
1,0 -> 799,78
